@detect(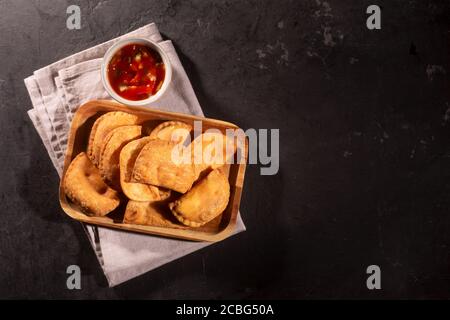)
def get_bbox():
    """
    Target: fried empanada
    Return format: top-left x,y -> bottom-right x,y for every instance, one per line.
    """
190,131 -> 236,178
120,137 -> 171,201
169,169 -> 230,227
87,111 -> 139,166
63,152 -> 120,216
132,139 -> 196,193
99,125 -> 142,189
124,200 -> 186,229
149,121 -> 192,145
